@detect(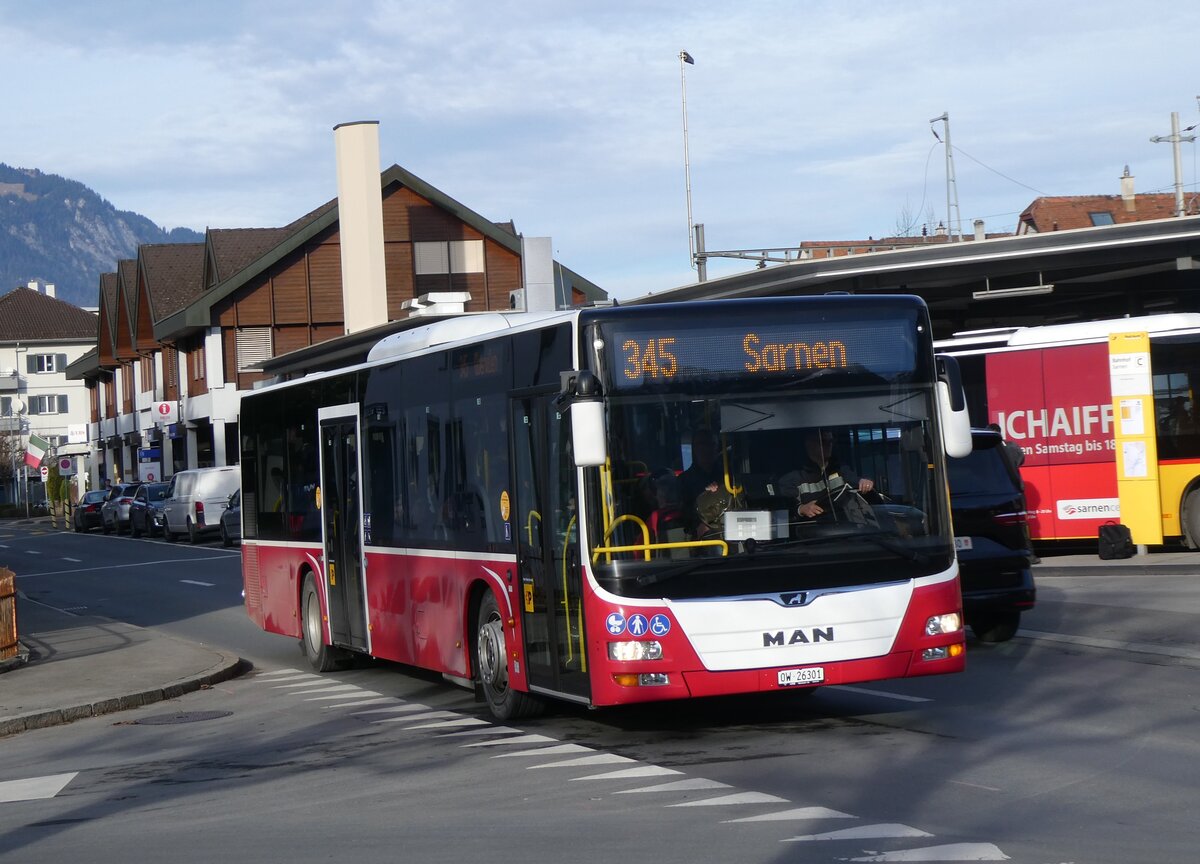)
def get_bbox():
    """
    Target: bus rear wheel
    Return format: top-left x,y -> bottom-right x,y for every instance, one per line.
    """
1184,490 -> 1200,549
476,591 -> 540,721
301,574 -> 349,672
